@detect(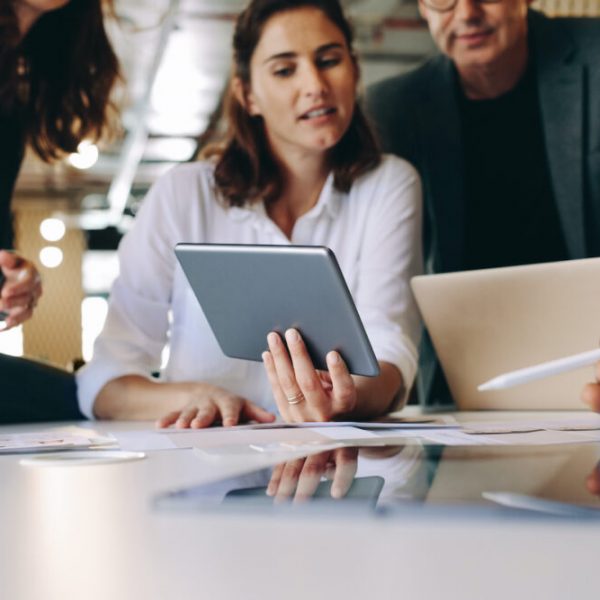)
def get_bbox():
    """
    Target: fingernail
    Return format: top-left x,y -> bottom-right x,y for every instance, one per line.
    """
268,332 -> 279,345
331,485 -> 342,499
328,351 -> 340,364
286,329 -> 299,343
